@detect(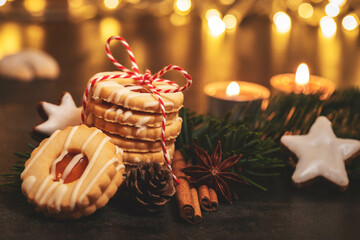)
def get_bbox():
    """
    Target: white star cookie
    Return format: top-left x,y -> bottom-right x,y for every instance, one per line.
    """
34,92 -> 82,135
281,116 -> 360,190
